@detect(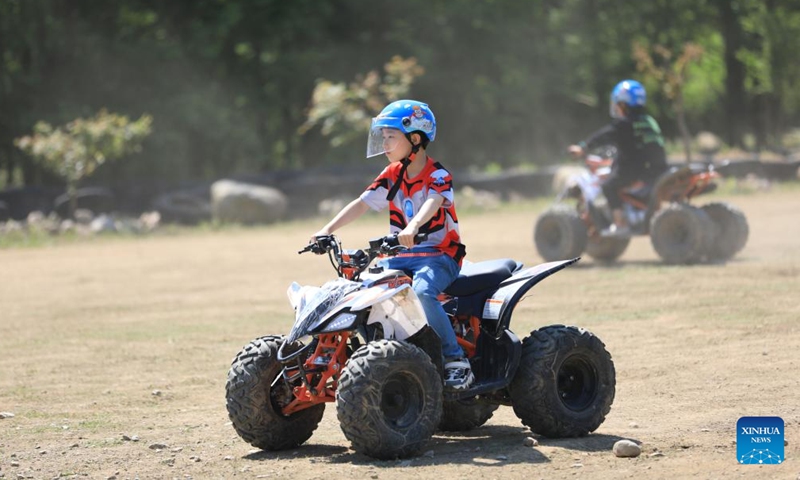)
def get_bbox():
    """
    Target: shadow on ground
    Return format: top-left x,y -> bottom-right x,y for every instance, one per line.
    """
243,426 -> 635,468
